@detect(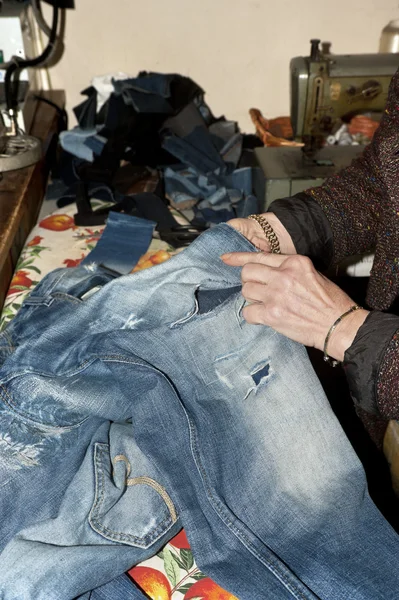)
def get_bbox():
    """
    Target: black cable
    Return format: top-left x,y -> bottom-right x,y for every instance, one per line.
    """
4,3 -> 59,115
33,94 -> 68,130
